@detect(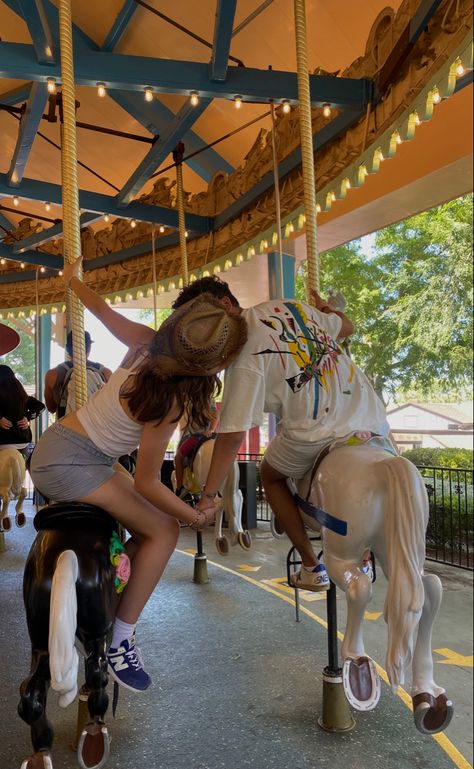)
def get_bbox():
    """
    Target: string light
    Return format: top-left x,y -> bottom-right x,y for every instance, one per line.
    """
130,219 -> 137,228
185,230 -> 189,238
47,78 -> 56,94
432,88 -> 441,104
282,100 -> 291,114
58,269 -> 63,276
20,262 -> 25,269
456,60 -> 465,77
104,214 -> 110,223
322,103 -> 332,118
190,91 -> 199,106
234,95 -> 242,109
45,201 -> 51,212
0,258 -> 6,266
13,196 -> 19,207
159,225 -> 165,234
40,266 -> 46,273
97,82 -> 106,98
144,87 -> 153,102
